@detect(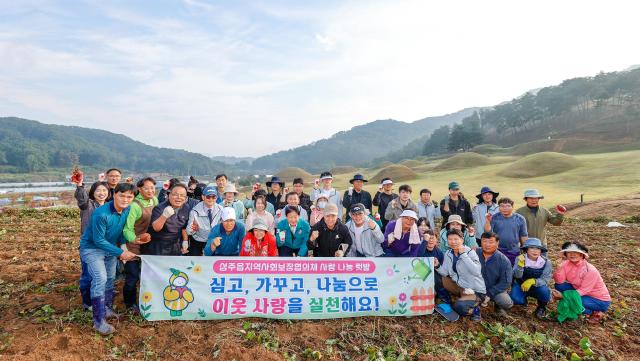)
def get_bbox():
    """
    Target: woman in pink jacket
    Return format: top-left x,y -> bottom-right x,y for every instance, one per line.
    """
552,242 -> 611,323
